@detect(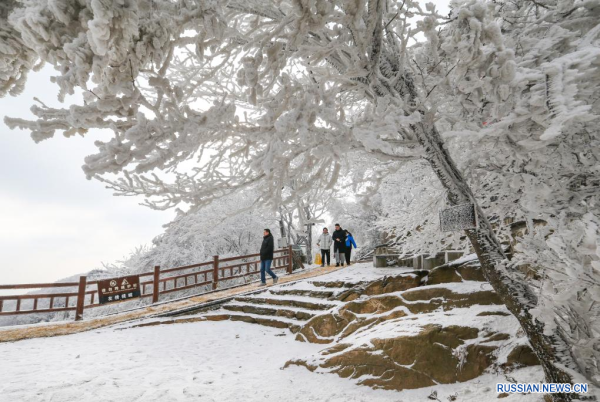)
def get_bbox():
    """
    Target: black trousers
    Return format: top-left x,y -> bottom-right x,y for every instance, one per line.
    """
333,243 -> 346,264
321,249 -> 330,265
345,248 -> 352,264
